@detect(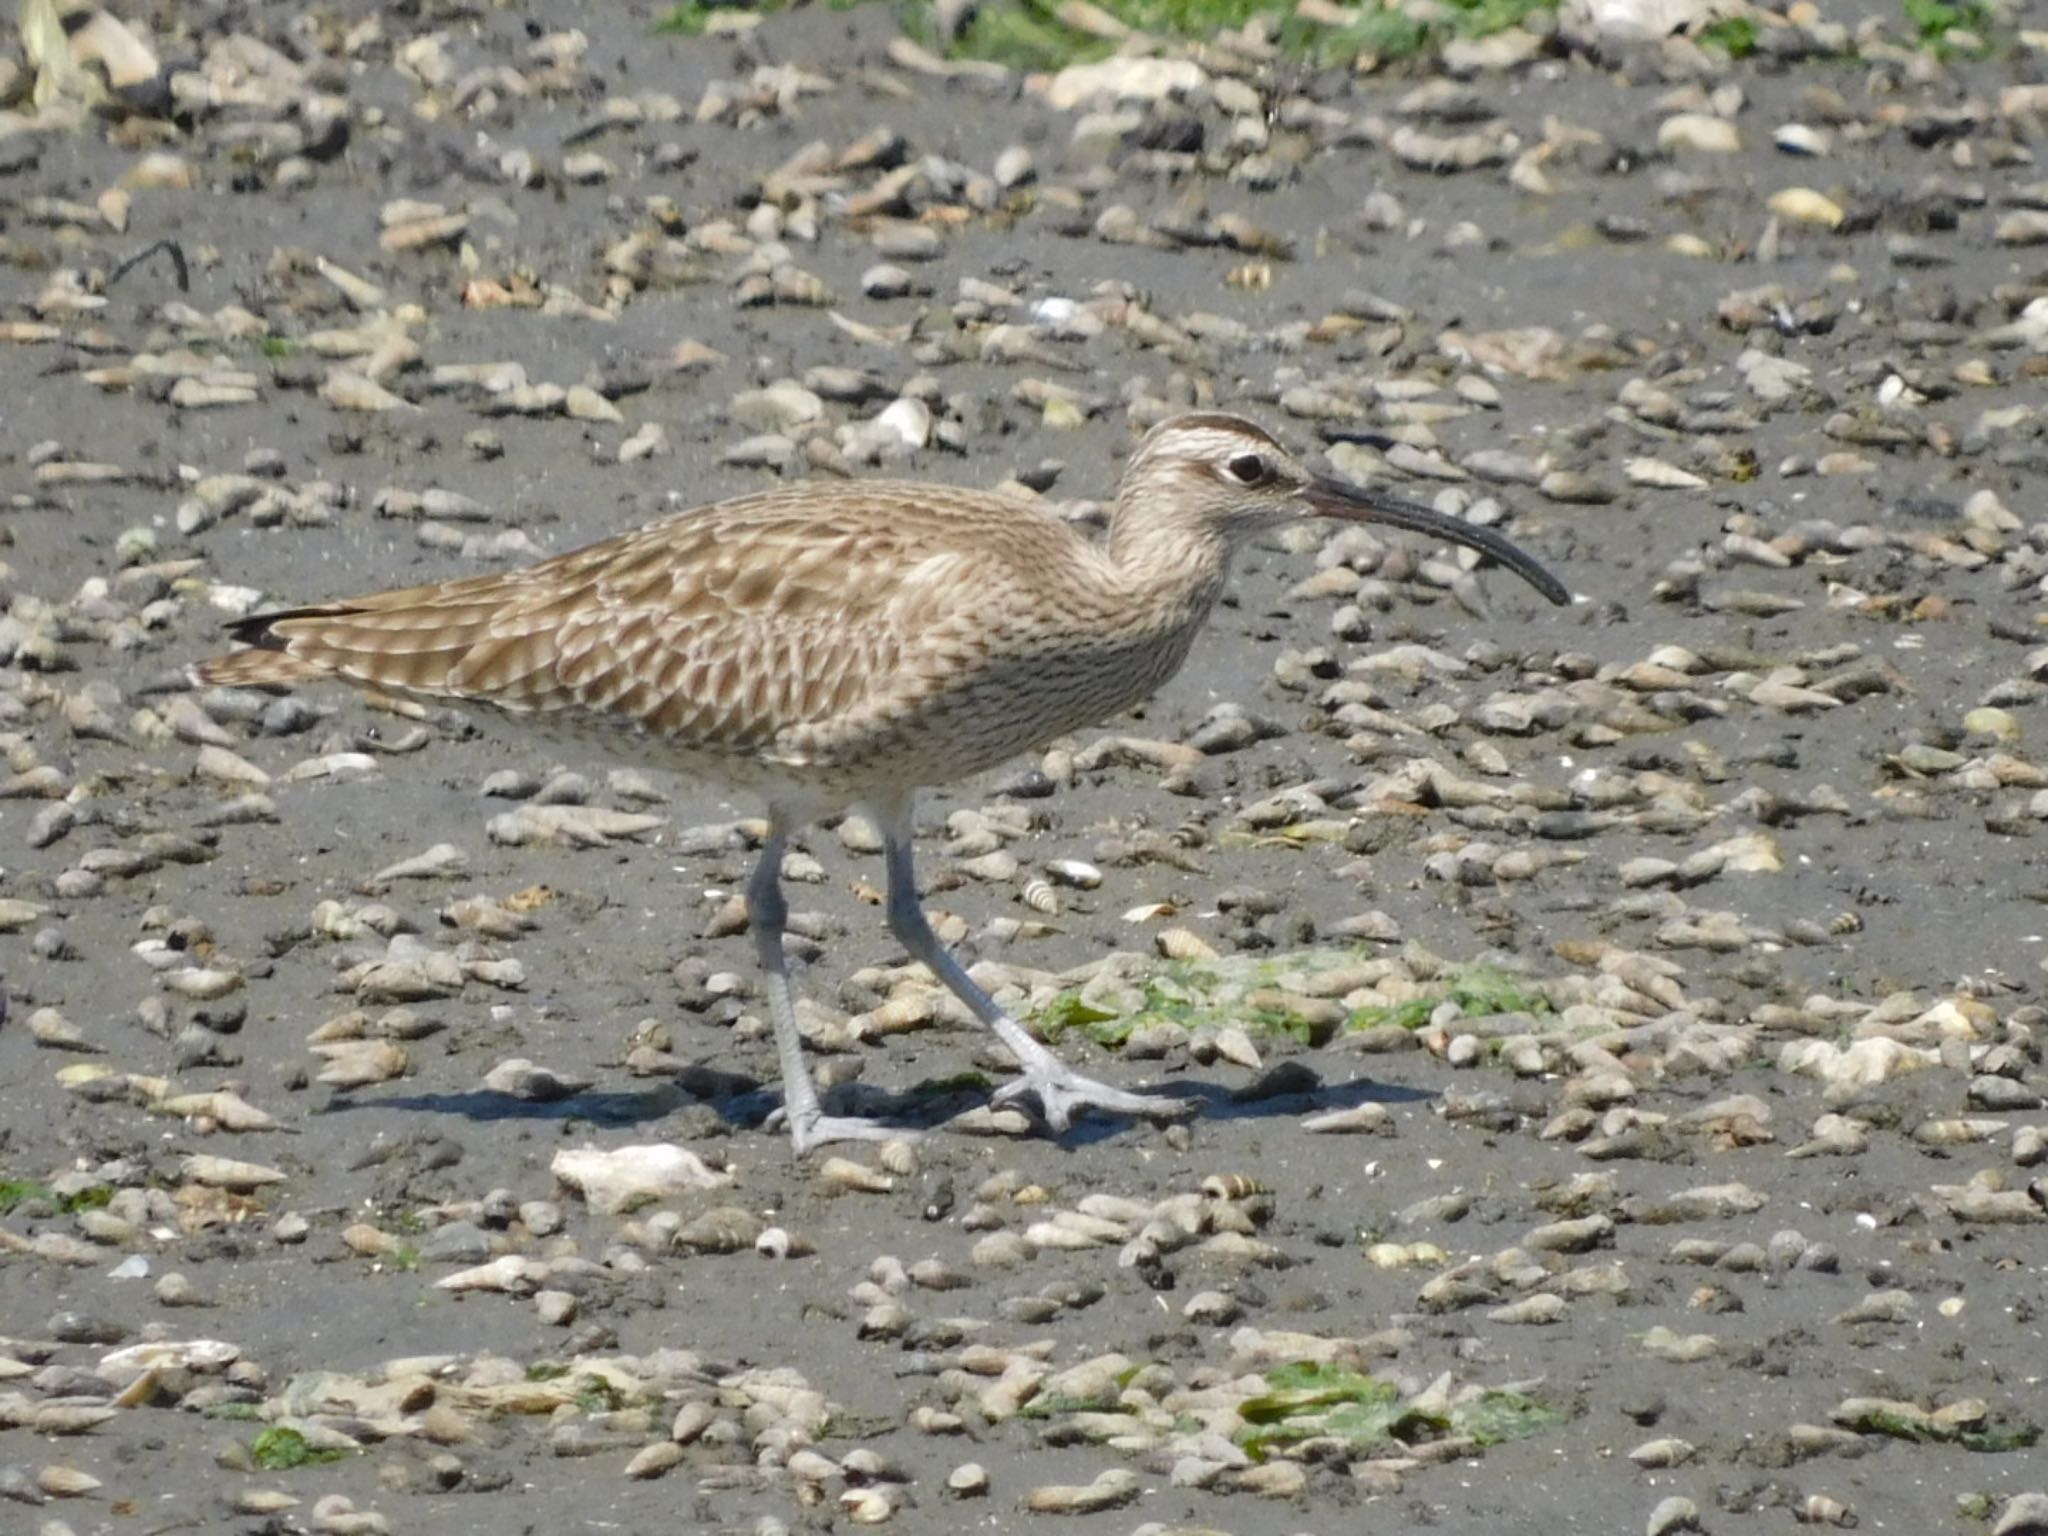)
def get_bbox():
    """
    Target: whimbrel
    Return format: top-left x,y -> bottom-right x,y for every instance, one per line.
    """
195,412 -> 1570,1153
